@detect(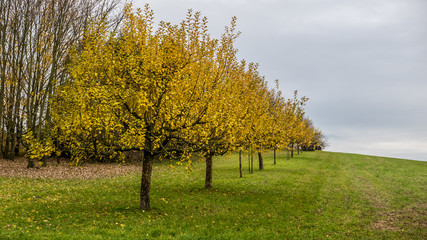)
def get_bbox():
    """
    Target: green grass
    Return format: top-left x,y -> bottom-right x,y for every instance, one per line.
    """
1,151 -> 426,239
